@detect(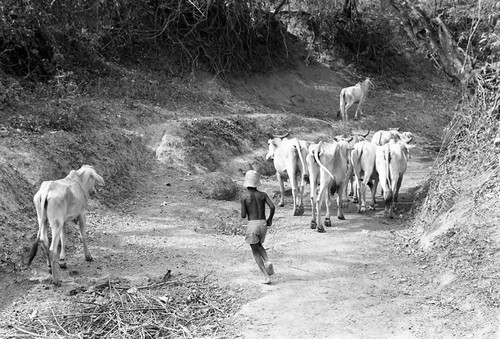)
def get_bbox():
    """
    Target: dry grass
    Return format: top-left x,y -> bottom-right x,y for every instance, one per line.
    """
4,274 -> 242,338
